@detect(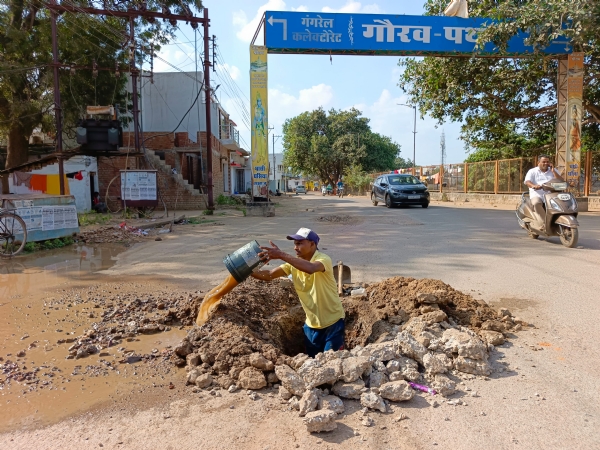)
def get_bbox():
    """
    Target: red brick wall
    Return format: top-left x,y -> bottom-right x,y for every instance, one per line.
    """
123,132 -> 175,150
98,154 -> 206,211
